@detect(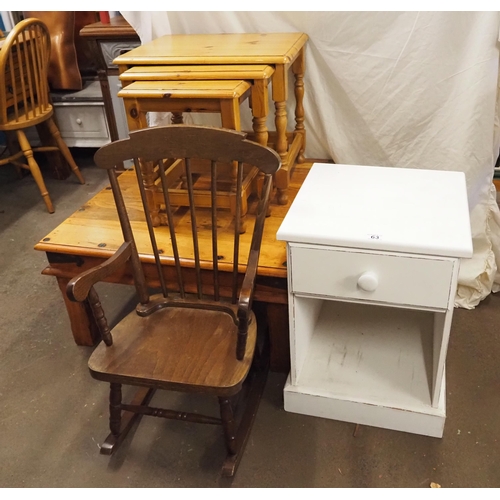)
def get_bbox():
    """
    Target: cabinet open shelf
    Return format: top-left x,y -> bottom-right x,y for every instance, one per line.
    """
284,297 -> 447,437
293,297 -> 444,408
